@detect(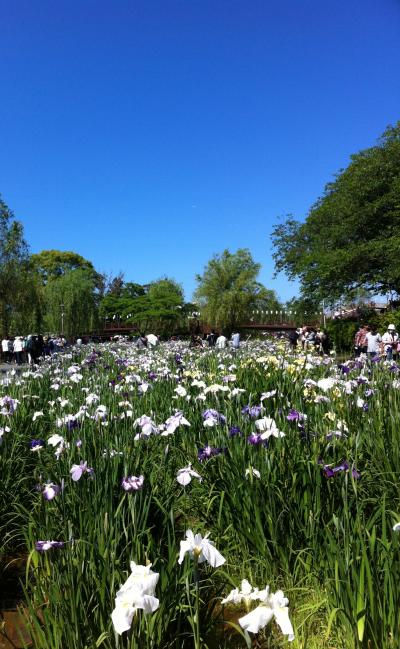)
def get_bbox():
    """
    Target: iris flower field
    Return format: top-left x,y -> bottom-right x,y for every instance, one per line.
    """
1,338 -> 399,648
